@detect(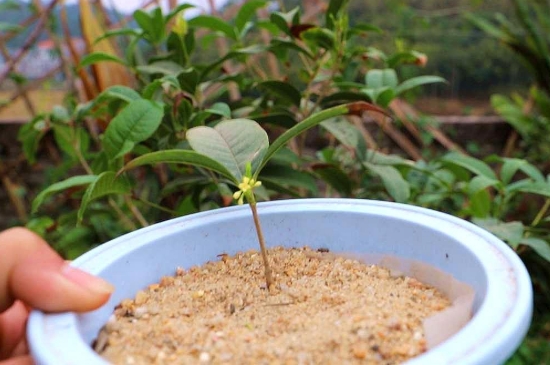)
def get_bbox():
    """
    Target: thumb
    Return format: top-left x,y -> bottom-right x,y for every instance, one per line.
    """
1,228 -> 113,313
